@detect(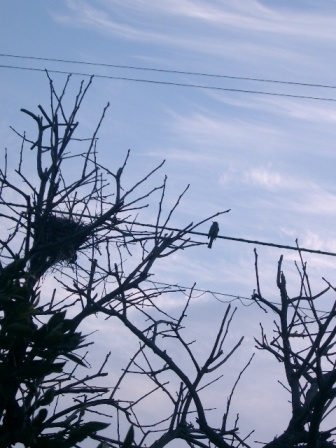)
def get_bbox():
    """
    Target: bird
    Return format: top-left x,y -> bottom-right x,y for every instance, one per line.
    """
207,221 -> 219,249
